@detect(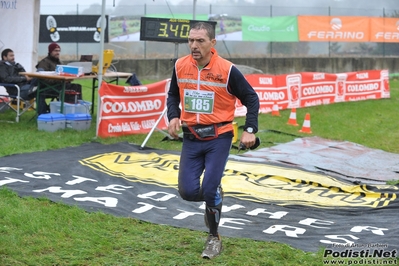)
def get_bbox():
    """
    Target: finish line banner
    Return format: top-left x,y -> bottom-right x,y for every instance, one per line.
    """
97,79 -> 170,138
